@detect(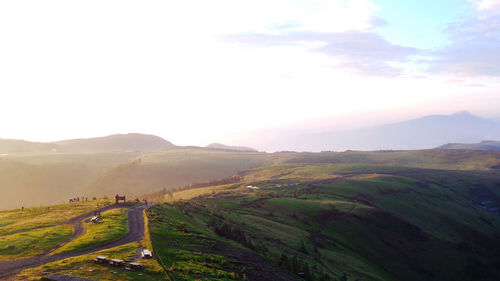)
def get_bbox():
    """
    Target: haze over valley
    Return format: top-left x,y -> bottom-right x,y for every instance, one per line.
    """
2,0 -> 500,280
2,110 -> 500,210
